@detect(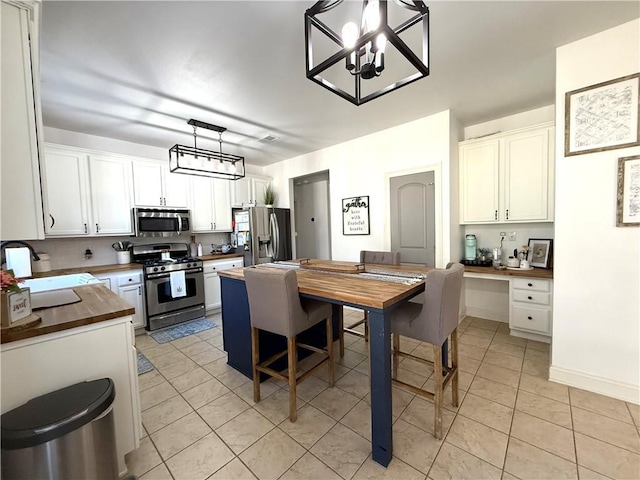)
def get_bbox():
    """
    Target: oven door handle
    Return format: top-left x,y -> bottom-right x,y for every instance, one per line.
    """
146,268 -> 203,280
